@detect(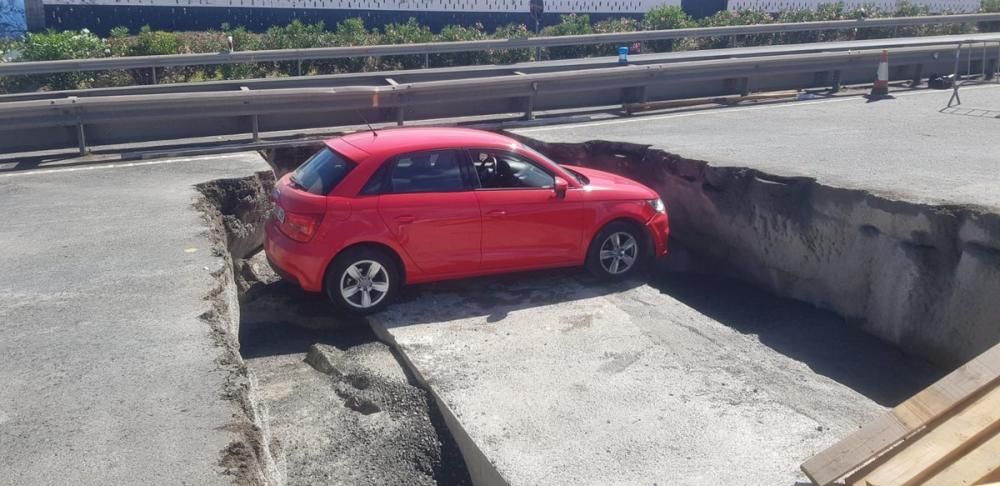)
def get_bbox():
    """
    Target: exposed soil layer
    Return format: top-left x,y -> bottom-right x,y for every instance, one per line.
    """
195,172 -> 285,486
509,134 -> 1000,367
197,171 -> 471,486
